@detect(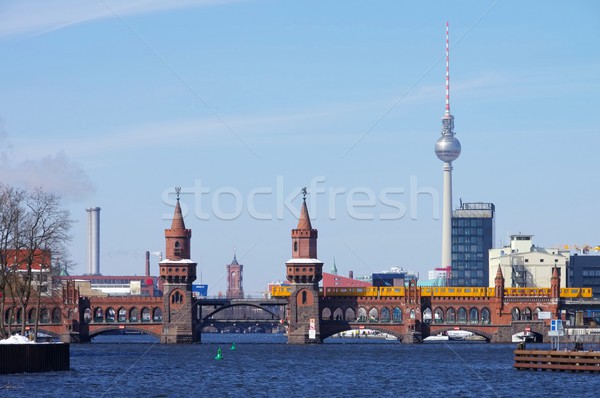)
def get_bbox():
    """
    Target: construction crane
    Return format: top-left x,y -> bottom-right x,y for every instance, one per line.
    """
561,244 -> 600,254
